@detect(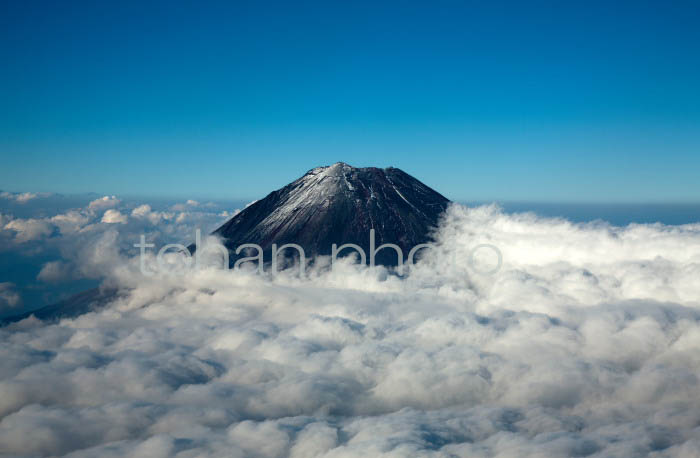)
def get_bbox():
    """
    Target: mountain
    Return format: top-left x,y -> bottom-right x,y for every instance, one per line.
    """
212,162 -> 450,266
2,163 -> 449,325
